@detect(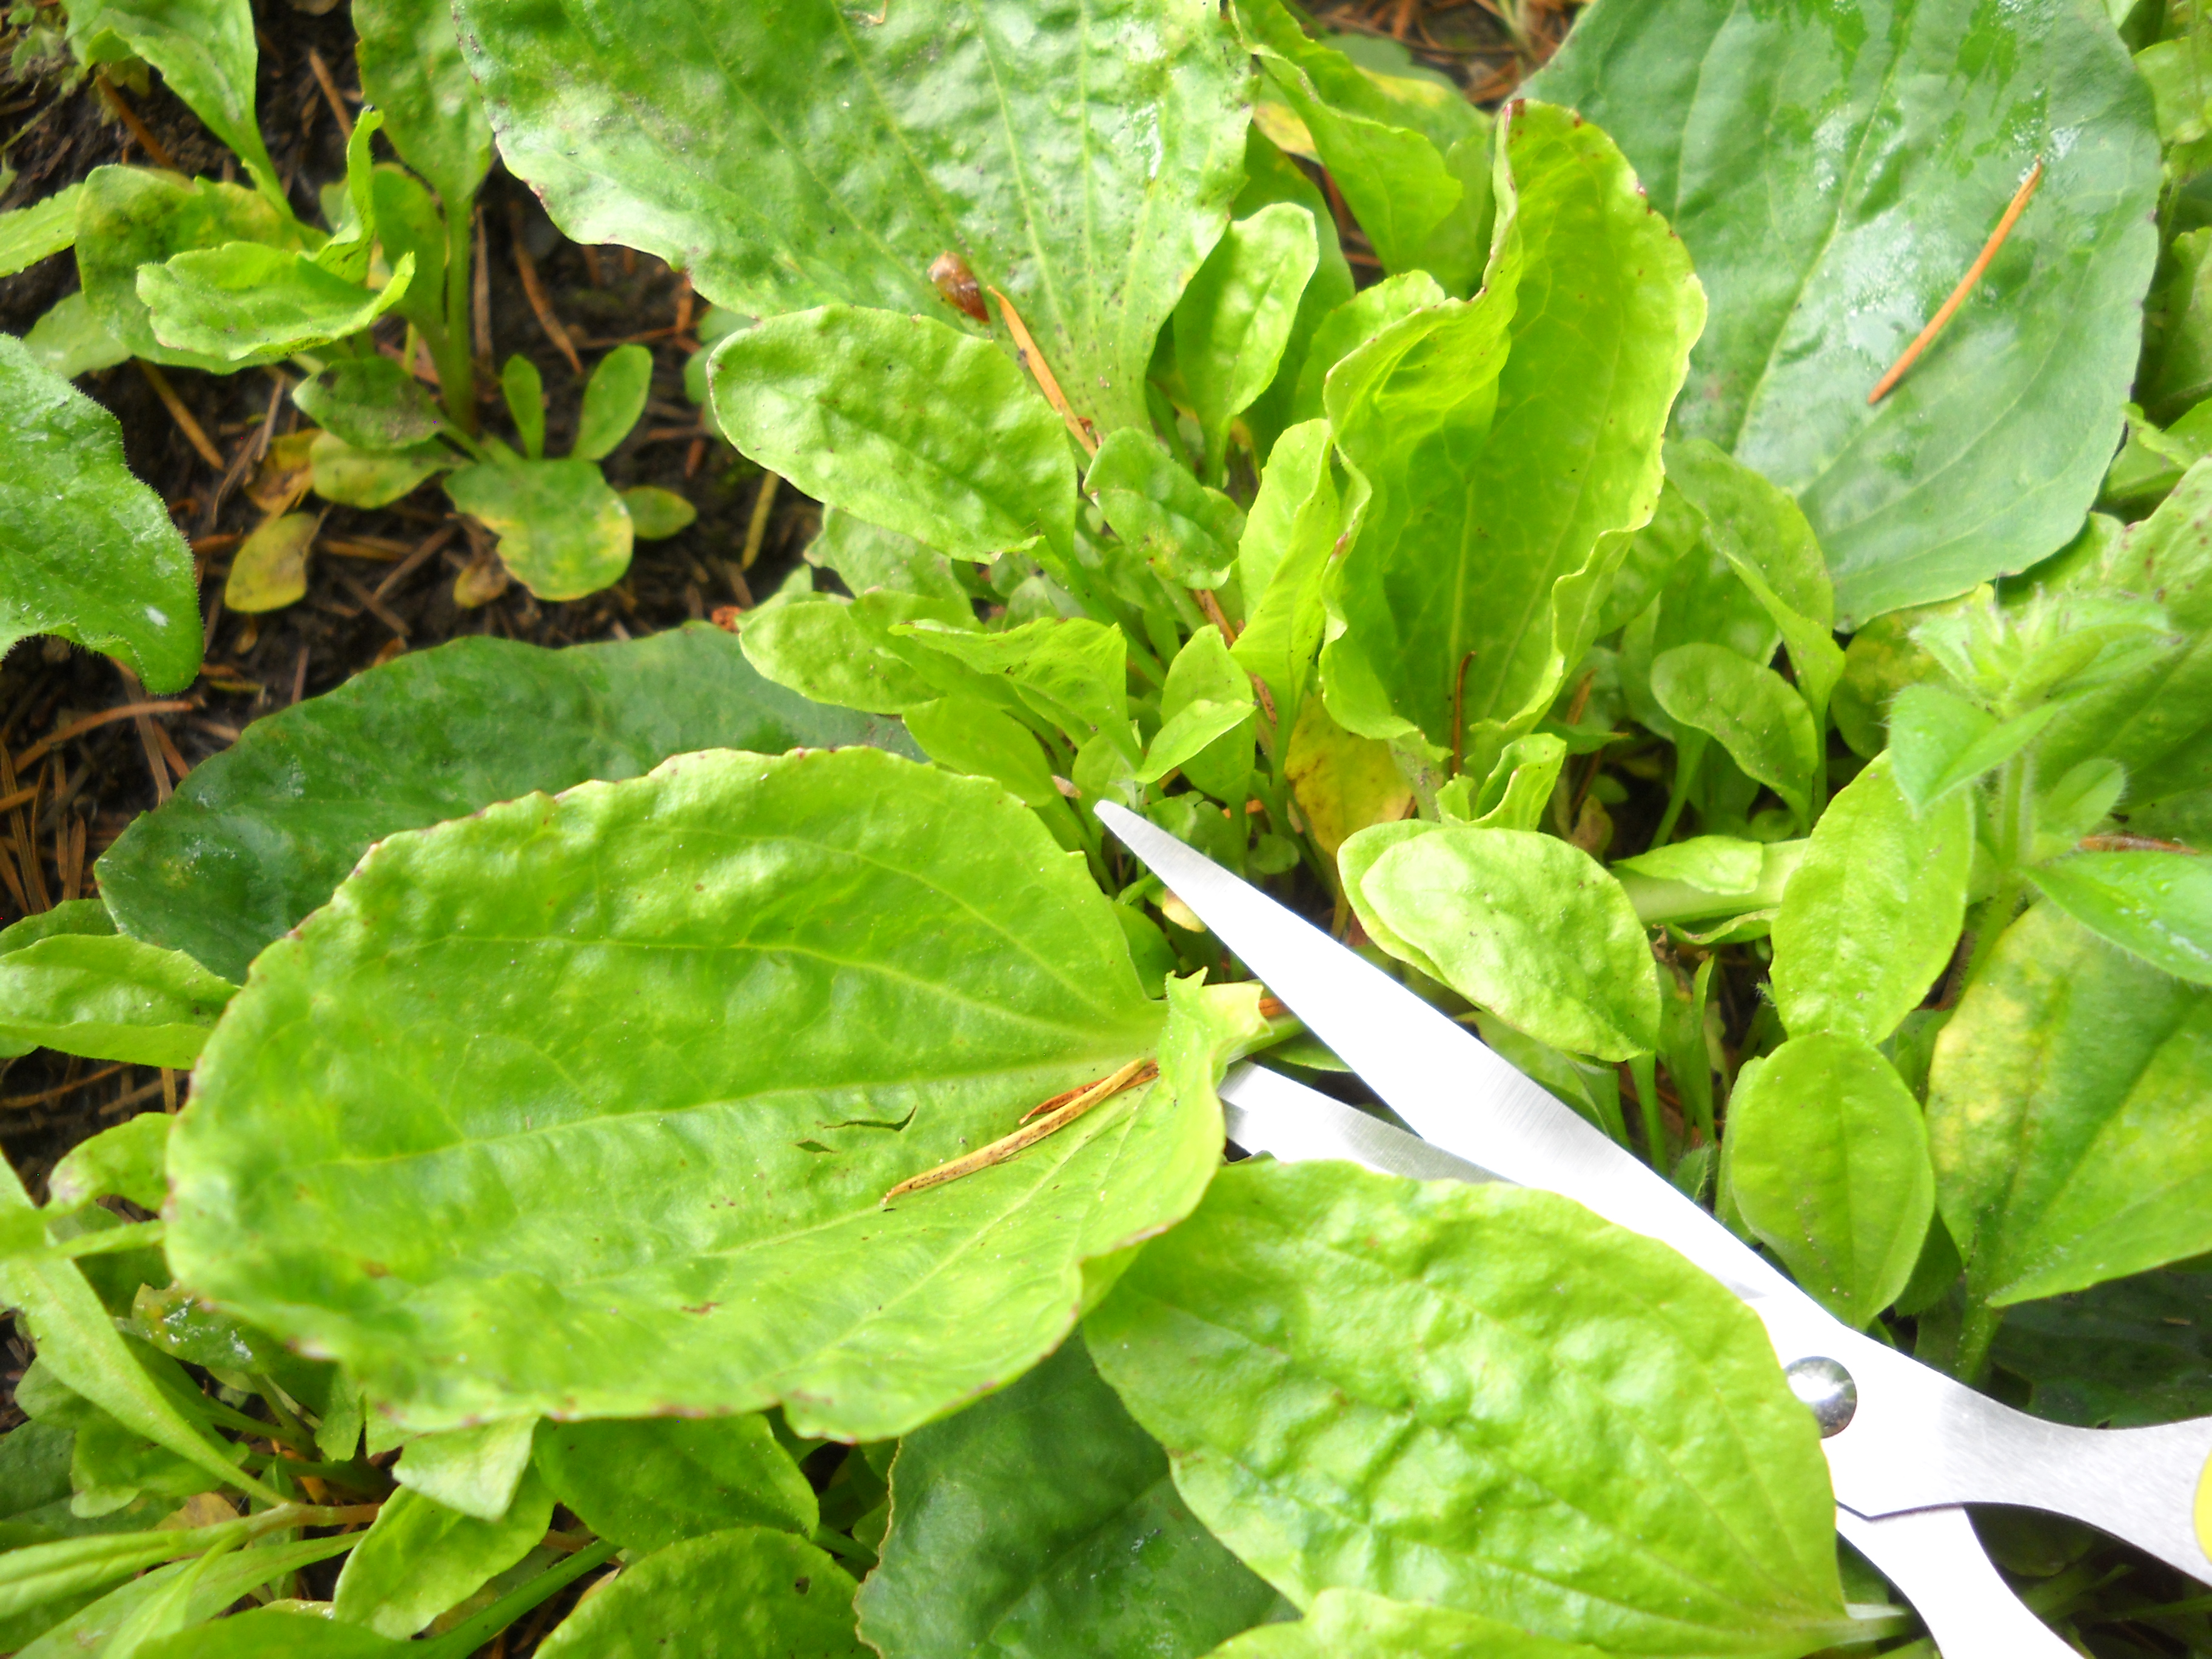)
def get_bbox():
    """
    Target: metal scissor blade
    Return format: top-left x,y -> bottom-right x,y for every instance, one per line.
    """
1221,1062 -> 1503,1185
1099,802 -> 1795,1305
